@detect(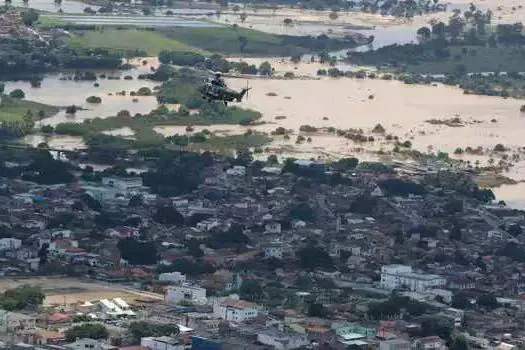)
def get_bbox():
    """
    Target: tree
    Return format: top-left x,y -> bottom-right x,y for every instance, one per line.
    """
21,9 -> 39,26
233,4 -> 240,12
283,18 -> 293,26
420,317 -> 453,341
9,89 -> 25,99
417,26 -> 431,40
117,238 -> 157,265
507,223 -> 523,236
239,279 -> 263,302
239,12 -> 247,22
0,285 -> 44,311
38,243 -> 49,266
65,324 -> 109,342
80,193 -> 102,211
289,202 -> 314,222
142,6 -> 152,15
334,157 -> 359,171
128,194 -> 144,207
259,61 -> 272,76
451,336 -> 469,350
451,293 -> 471,309
329,11 -> 338,20
476,293 -> 499,310
297,245 -> 334,270
128,322 -> 179,343
41,125 -> 54,133
238,35 -> 248,52
153,206 -> 184,226
307,302 -> 327,317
